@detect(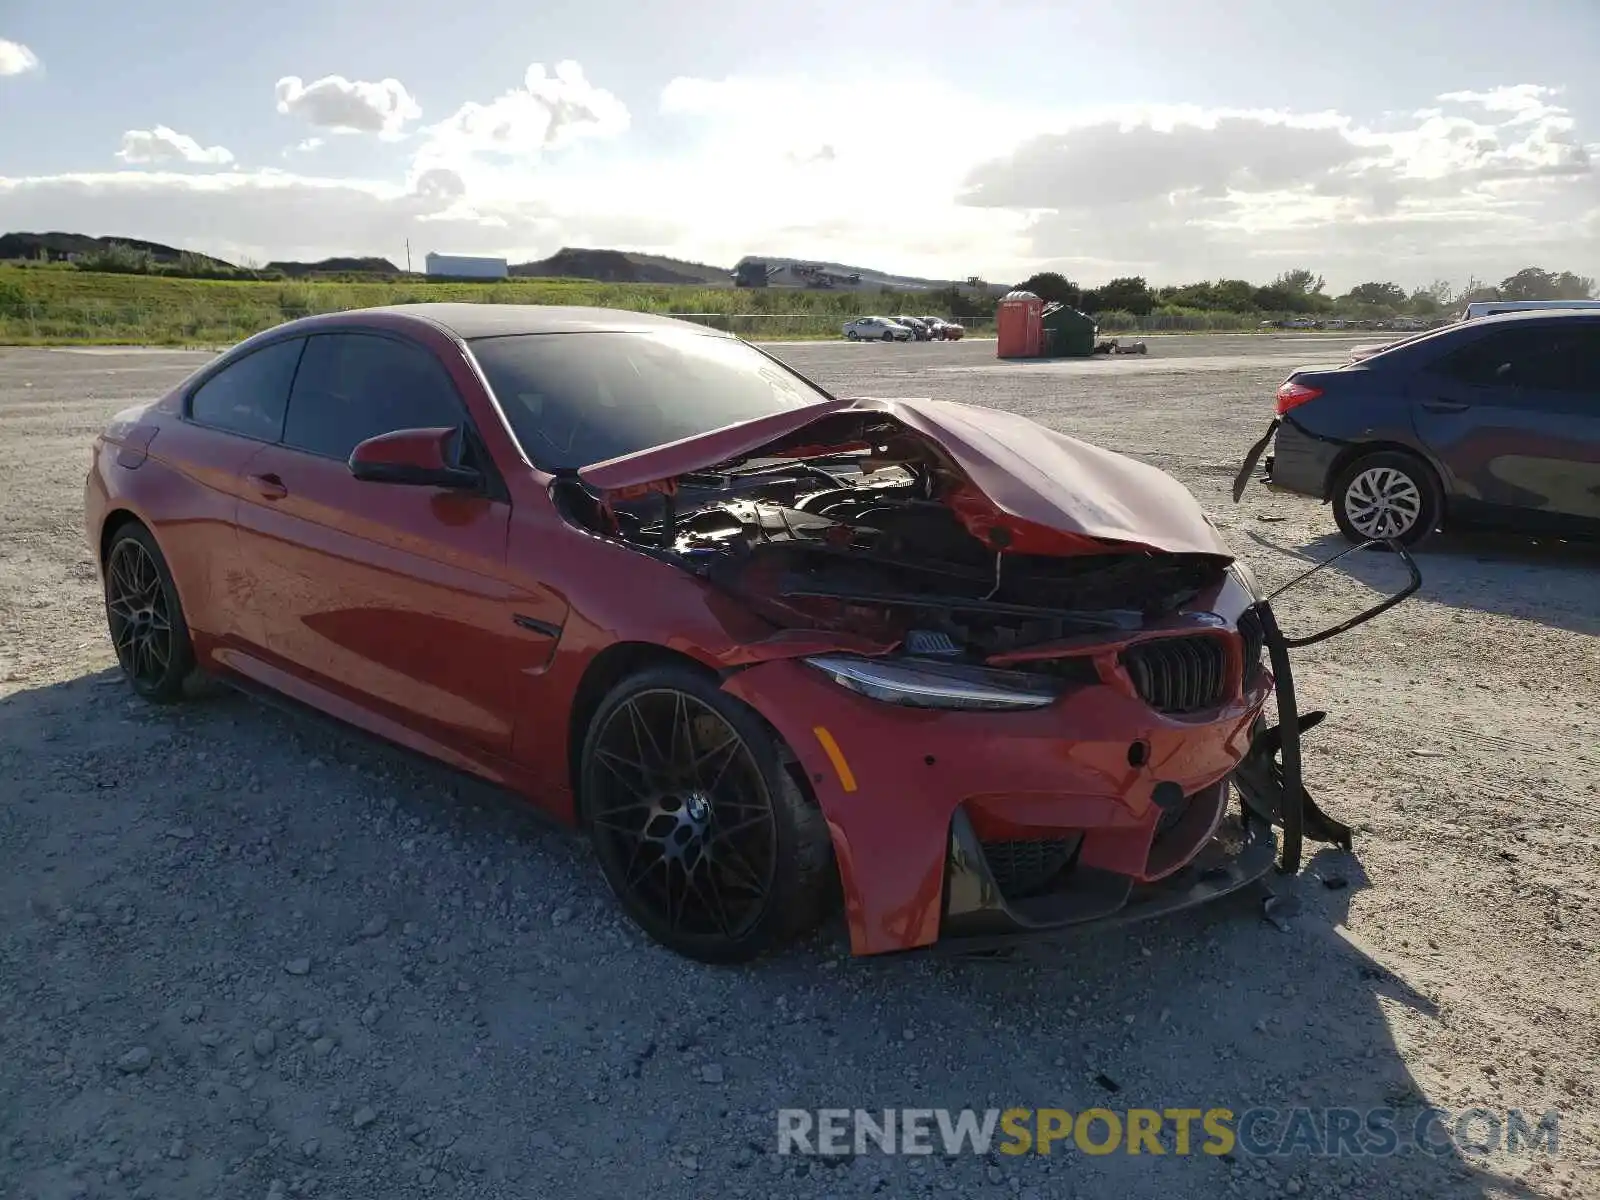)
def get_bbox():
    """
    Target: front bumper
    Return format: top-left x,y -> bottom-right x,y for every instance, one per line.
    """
932,599 -> 1354,955
722,619 -> 1278,957
724,567 -> 1419,956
